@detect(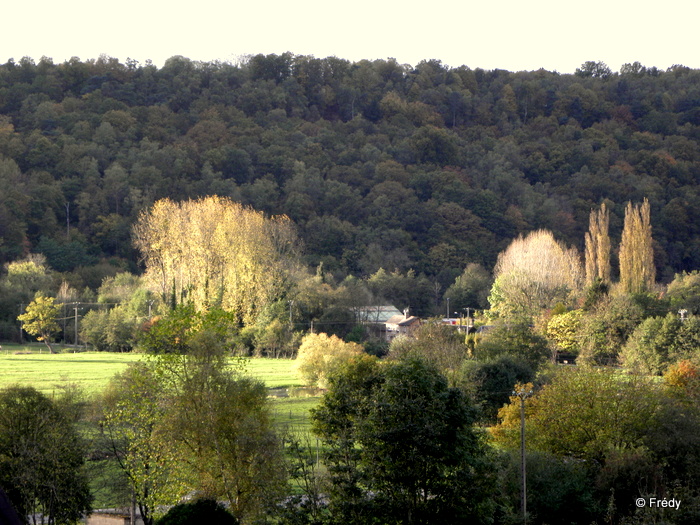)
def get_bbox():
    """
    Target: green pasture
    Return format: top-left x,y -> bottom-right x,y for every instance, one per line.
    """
0,344 -> 301,391
0,345 -> 142,395
0,345 -> 320,509
0,344 -> 318,426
